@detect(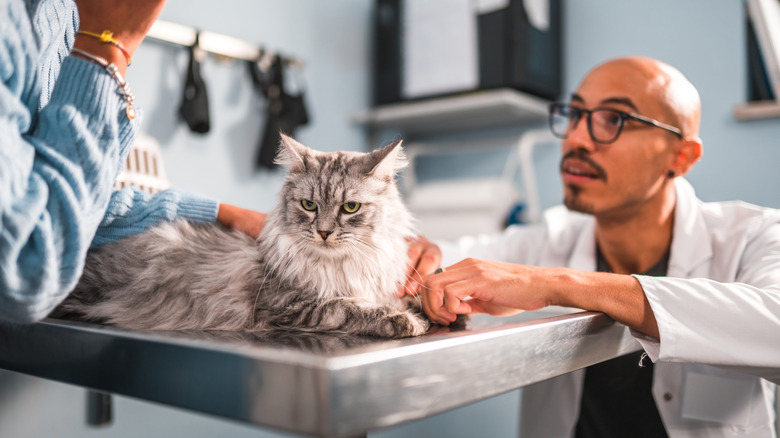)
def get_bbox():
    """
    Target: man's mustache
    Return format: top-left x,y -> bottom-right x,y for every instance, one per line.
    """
559,150 -> 607,181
